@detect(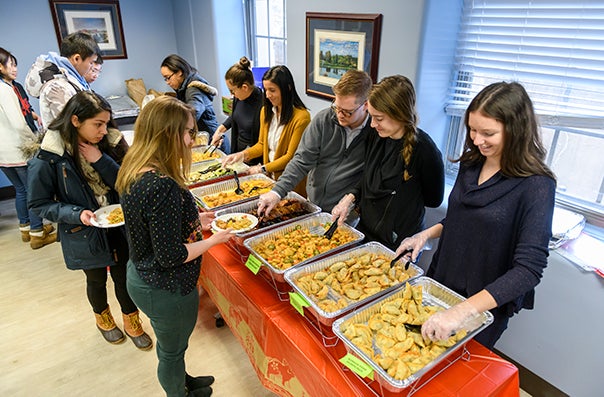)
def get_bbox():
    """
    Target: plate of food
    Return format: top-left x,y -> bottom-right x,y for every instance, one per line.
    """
211,212 -> 258,233
91,204 -> 125,228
